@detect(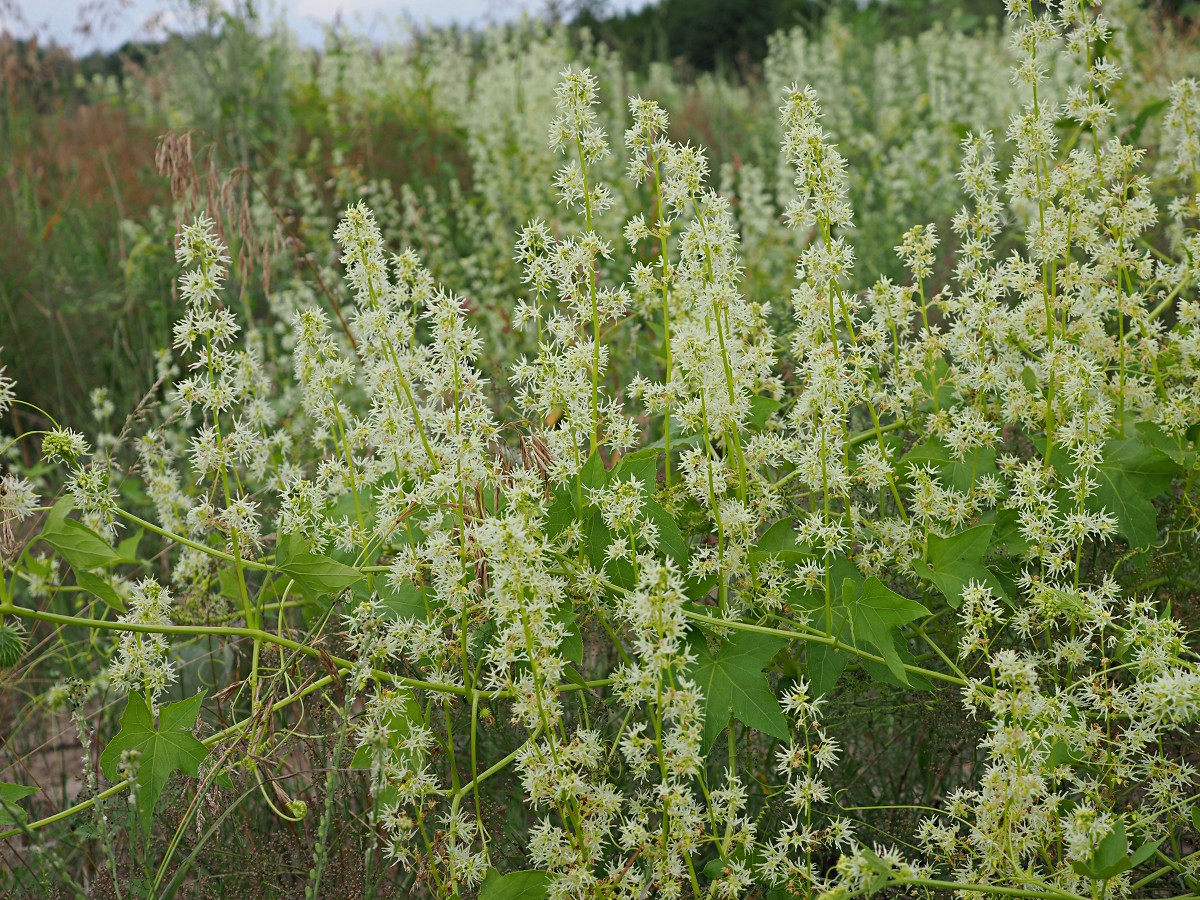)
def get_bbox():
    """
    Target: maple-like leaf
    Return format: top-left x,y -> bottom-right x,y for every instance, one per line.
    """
689,630 -> 791,753
912,523 -> 1007,607
277,533 -> 363,601
1089,438 -> 1176,549
1039,436 -> 1178,550
100,692 -> 210,834
794,560 -> 930,694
